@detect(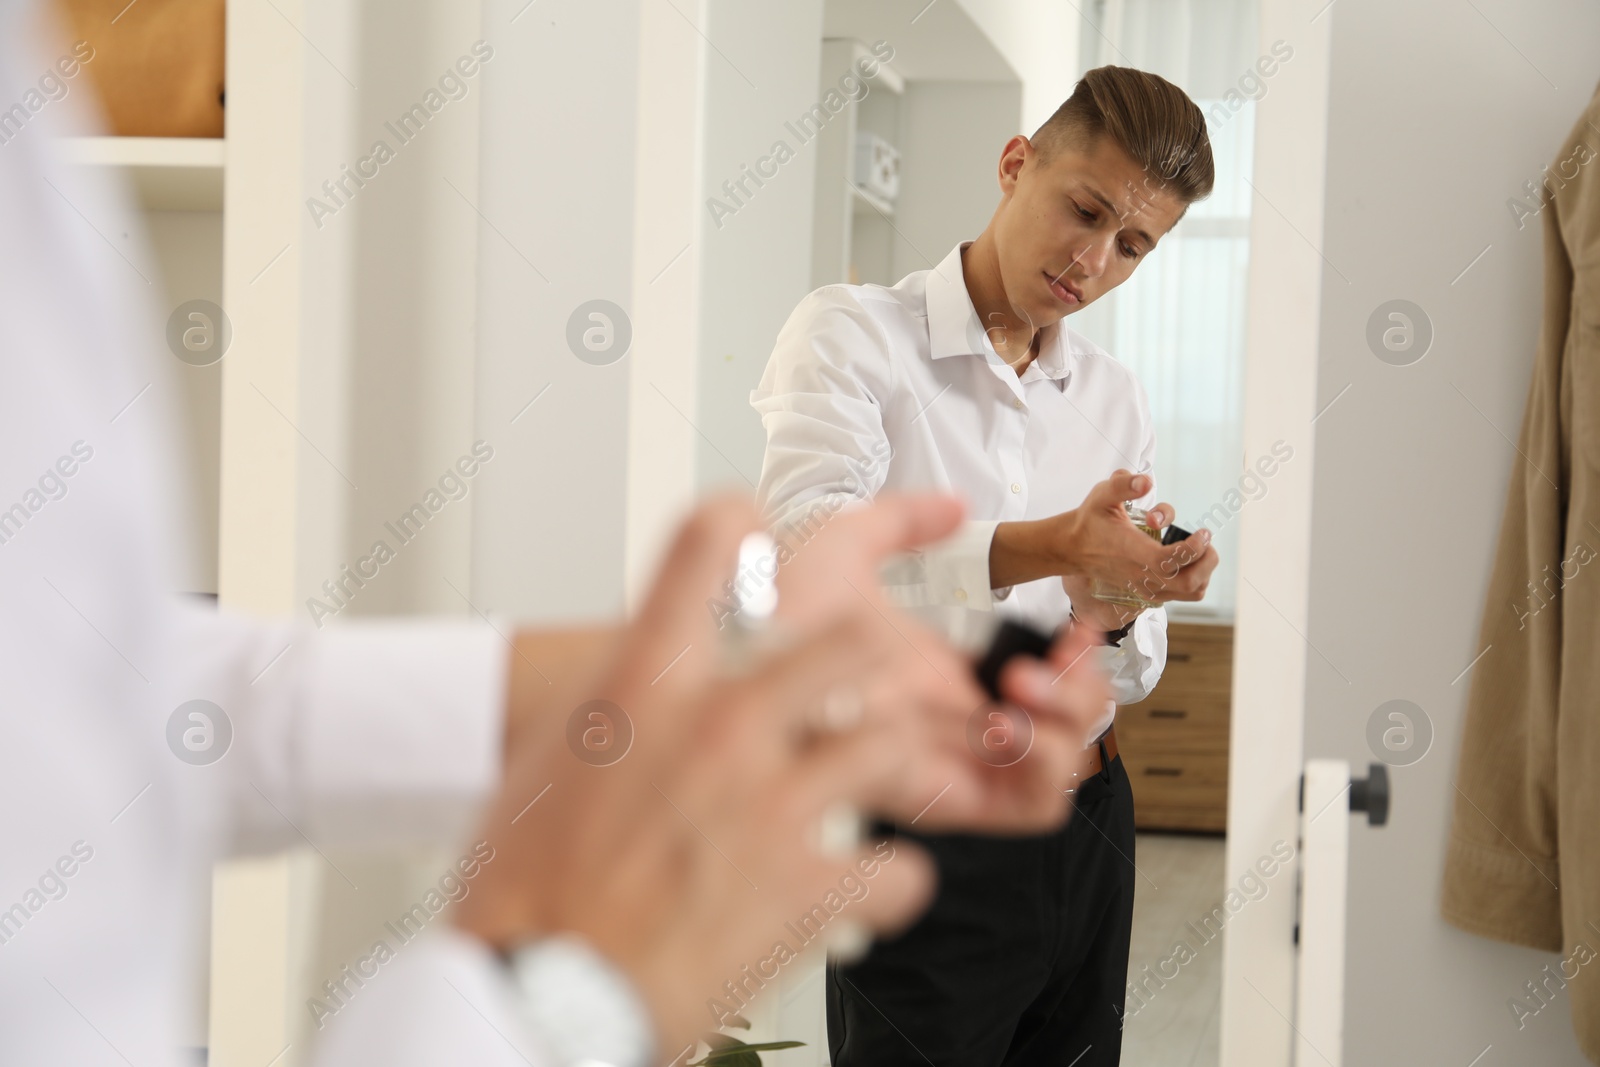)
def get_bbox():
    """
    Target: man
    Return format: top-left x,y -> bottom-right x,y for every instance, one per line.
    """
752,66 -> 1222,1064
0,11 -> 1115,1065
